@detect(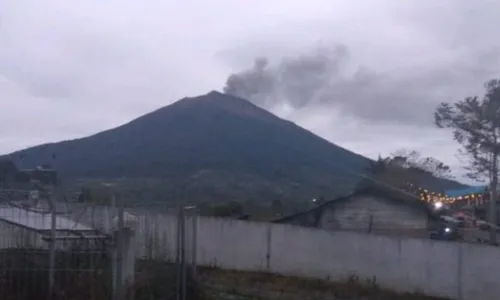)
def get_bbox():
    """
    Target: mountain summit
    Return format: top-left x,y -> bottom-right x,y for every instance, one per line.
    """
6,91 -> 372,201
